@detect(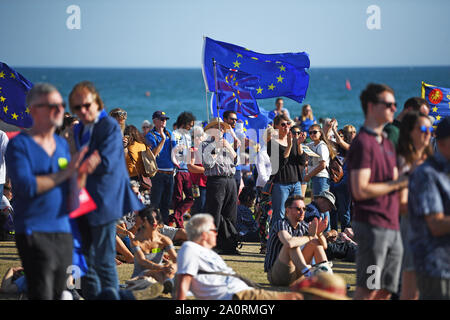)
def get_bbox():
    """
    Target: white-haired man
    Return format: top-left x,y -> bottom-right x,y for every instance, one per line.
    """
175,213 -> 303,300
